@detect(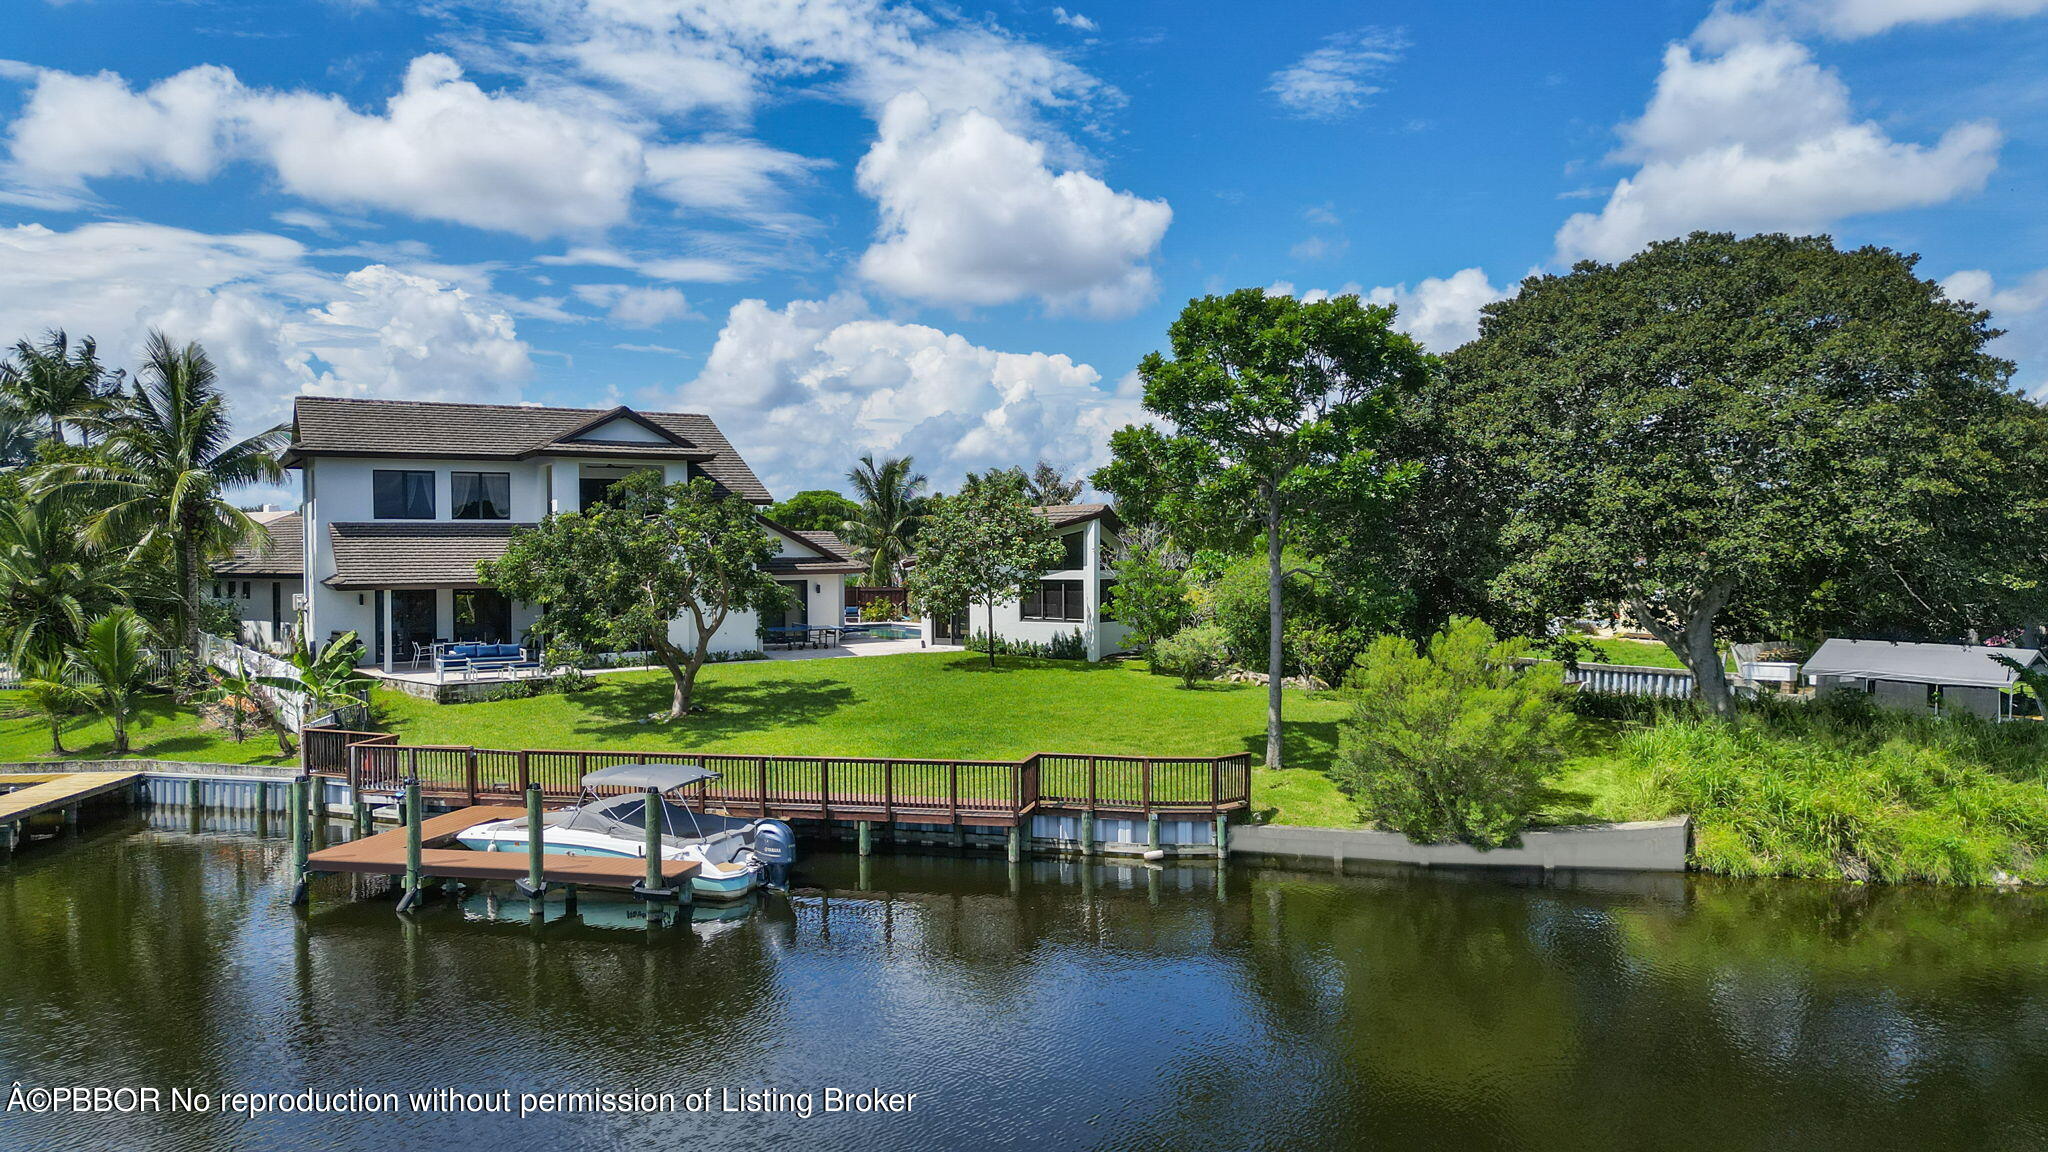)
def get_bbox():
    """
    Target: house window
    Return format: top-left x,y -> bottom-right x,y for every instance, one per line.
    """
1021,579 -> 1085,622
241,581 -> 252,599
451,471 -> 511,520
373,470 -> 435,519
1056,531 -> 1085,570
